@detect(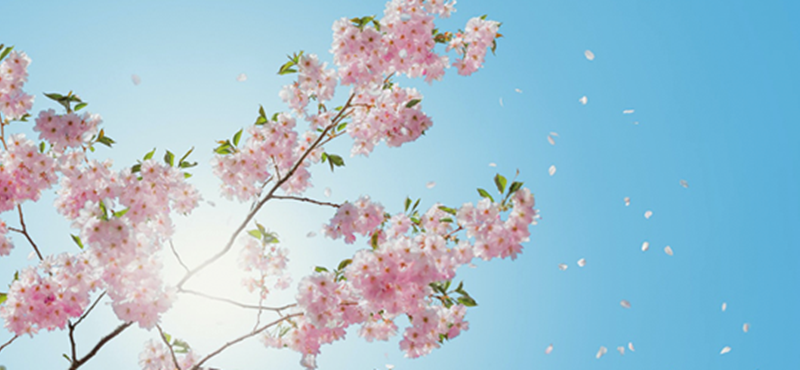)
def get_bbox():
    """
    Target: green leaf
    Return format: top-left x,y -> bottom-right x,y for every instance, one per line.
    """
455,281 -> 464,294
494,173 -> 507,194
439,217 -> 453,223
131,163 -> 141,173
214,141 -> 233,155
412,198 -> 421,212
248,229 -> 262,239
172,338 -> 190,353
113,208 -> 129,218
99,200 -> 108,220
405,99 -> 421,108
71,234 -> 84,249
74,102 -> 88,111
232,129 -> 243,147
97,136 -> 115,147
0,292 -> 7,305
326,153 -> 344,172
314,266 -> 329,273
271,112 -> 279,122
337,258 -> 353,271
164,150 -> 175,166
259,105 -> 266,118
336,122 -> 348,132
13,271 -> 19,281
63,354 -> 71,363
255,116 -> 268,125
143,148 -> 156,160
183,172 -> 192,179
404,197 -> 412,212
162,332 -> 172,344
44,92 -> 64,101
178,147 -> 194,165
457,296 -> 478,307
371,232 -> 380,250
179,161 -> 197,168
438,205 -> 457,215
508,181 -> 523,196
320,152 -> 328,163
477,188 -> 494,202
39,141 -> 46,153
0,45 -> 13,62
